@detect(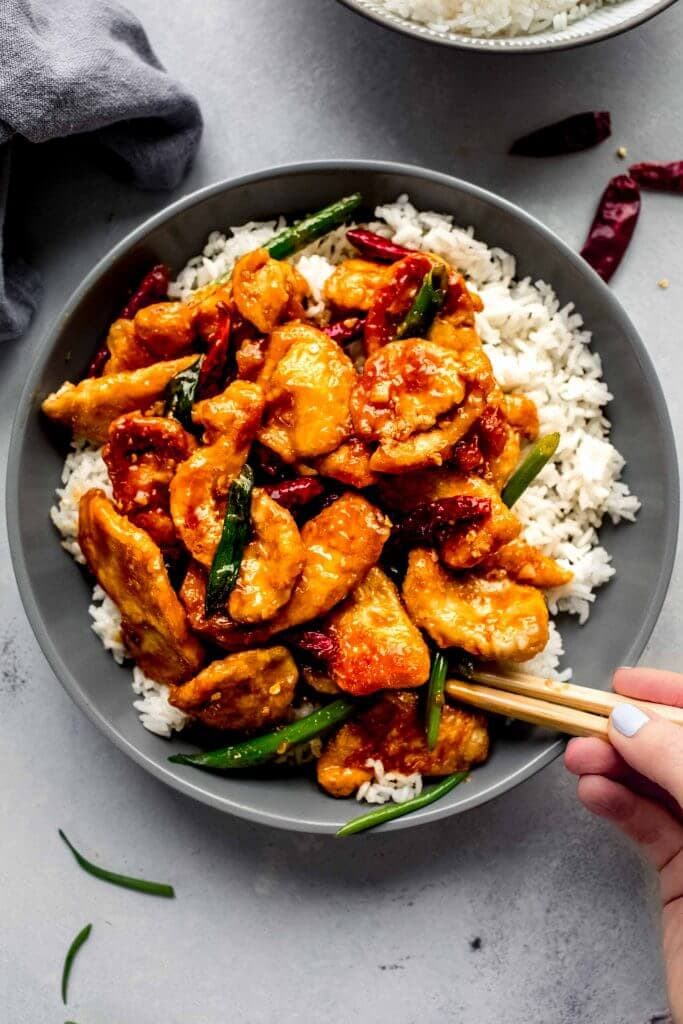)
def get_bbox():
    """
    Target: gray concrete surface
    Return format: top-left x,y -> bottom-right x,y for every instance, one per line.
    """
2,1 -> 682,1020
